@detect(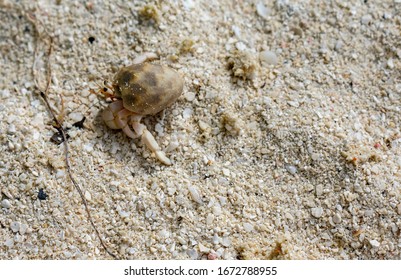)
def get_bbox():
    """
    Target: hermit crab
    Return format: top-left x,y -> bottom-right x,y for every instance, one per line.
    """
96,53 -> 184,165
